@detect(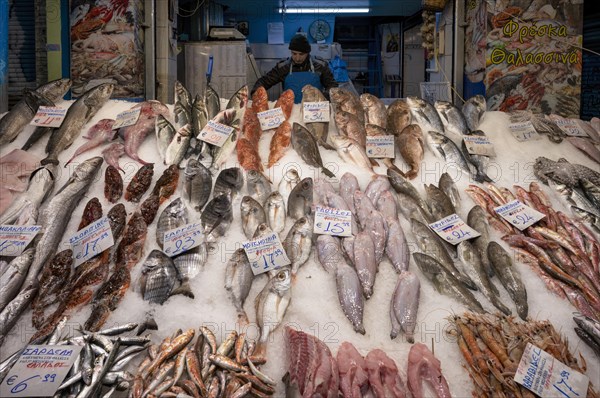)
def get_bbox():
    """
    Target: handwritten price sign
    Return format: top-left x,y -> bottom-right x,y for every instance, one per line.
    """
69,217 -> 114,267
366,135 -> 395,159
163,222 -> 204,257
0,225 -> 41,257
314,205 -> 352,237
463,135 -> 496,157
242,232 -> 290,276
198,120 -> 235,147
514,343 -> 589,398
257,108 -> 285,131
0,345 -> 83,397
303,101 -> 330,123
30,106 -> 67,128
509,121 -> 541,142
553,117 -> 588,137
112,108 -> 141,129
494,200 -> 545,231
429,214 -> 480,245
